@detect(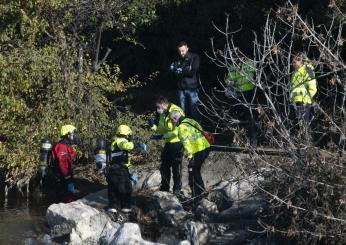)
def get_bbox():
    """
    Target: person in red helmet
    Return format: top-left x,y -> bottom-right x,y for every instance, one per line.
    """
51,124 -> 77,203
